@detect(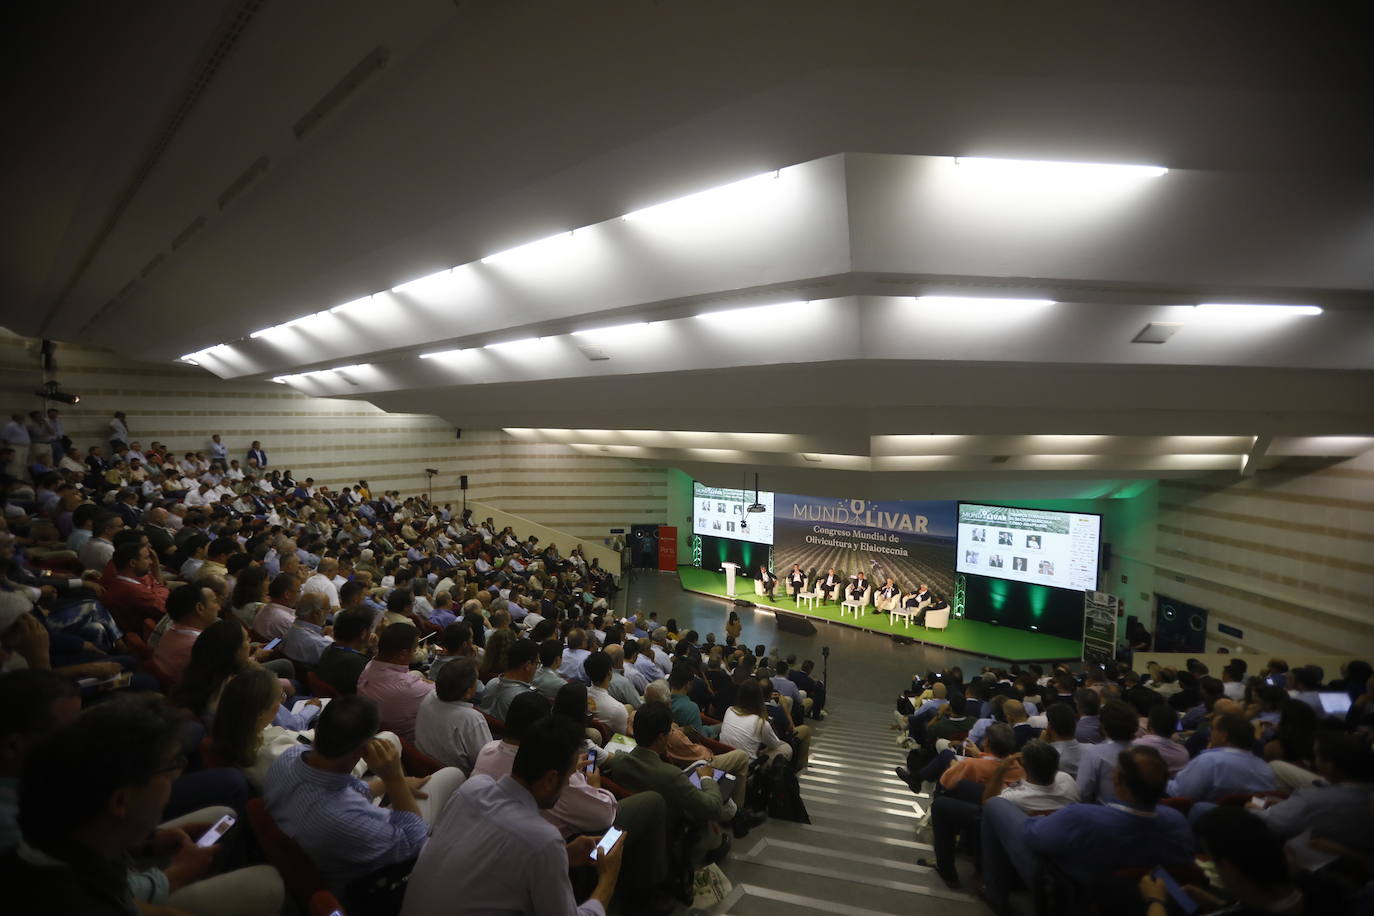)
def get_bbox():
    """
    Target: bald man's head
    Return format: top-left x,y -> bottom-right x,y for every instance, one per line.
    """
1003,699 -> 1028,724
